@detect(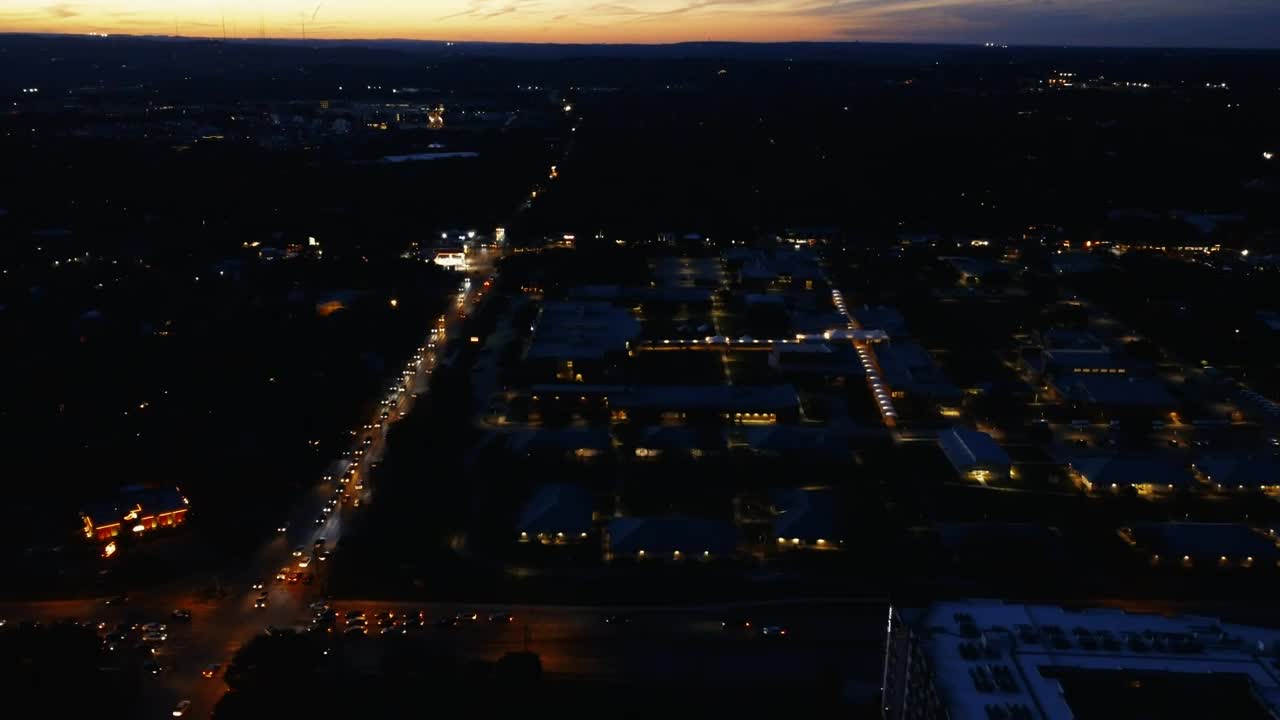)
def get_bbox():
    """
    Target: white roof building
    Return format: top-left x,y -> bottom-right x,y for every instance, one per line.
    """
884,599 -> 1280,720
